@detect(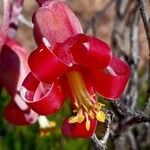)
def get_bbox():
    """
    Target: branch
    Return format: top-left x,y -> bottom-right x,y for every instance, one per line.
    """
111,0 -> 132,57
91,133 -> 106,150
111,101 -> 150,140
91,113 -> 112,150
138,0 -> 150,111
112,101 -> 150,123
138,0 -> 150,49
122,6 -> 140,110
